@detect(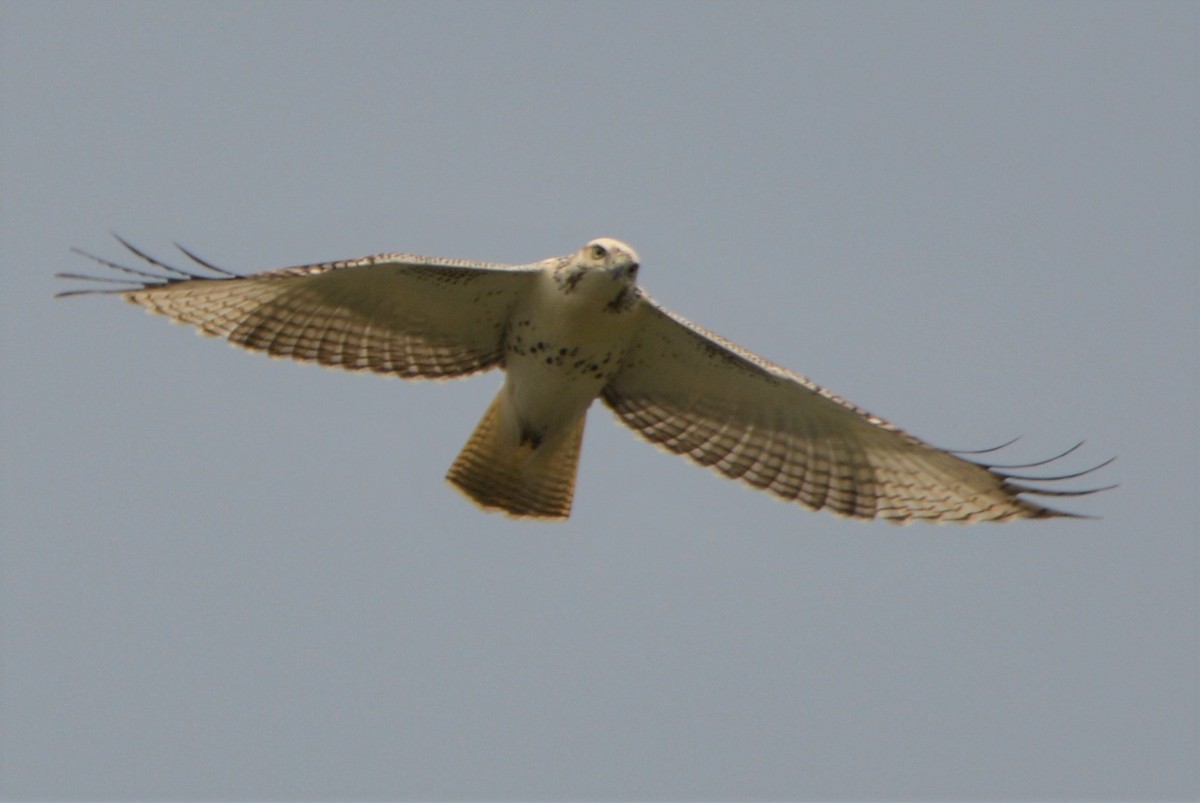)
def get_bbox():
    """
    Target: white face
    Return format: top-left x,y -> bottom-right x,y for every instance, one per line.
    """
580,238 -> 640,279
553,238 -> 642,308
